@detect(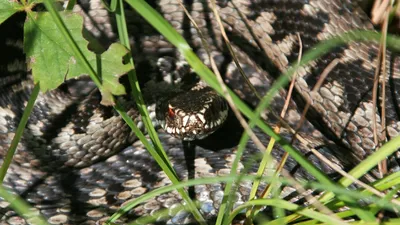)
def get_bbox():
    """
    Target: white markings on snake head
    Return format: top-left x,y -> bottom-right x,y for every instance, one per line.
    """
177,110 -> 185,117
189,115 -> 197,124
182,115 -> 189,127
197,113 -> 206,124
